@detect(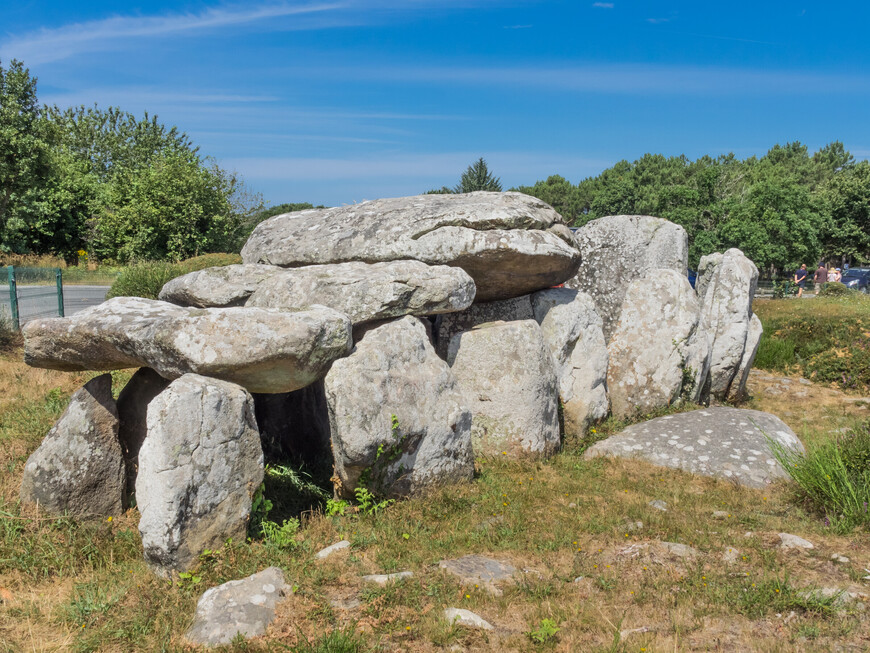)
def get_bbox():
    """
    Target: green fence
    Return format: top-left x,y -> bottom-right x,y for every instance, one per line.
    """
3,266 -> 65,330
